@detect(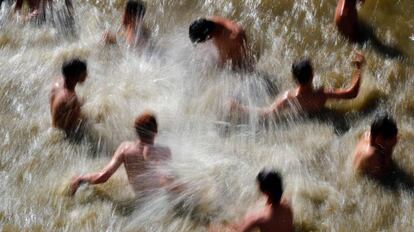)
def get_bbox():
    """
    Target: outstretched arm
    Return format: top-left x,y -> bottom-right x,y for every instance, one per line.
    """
324,52 -> 365,100
70,143 -> 127,195
228,93 -> 289,119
